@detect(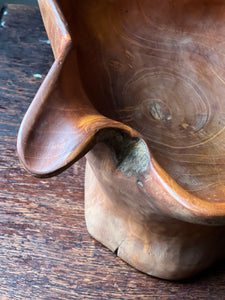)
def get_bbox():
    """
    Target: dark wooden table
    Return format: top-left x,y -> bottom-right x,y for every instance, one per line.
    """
1,4 -> 225,299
